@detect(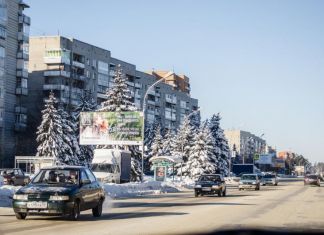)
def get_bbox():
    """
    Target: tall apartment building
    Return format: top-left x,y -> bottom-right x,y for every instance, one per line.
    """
22,35 -> 198,155
224,129 -> 266,156
0,0 -> 30,167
